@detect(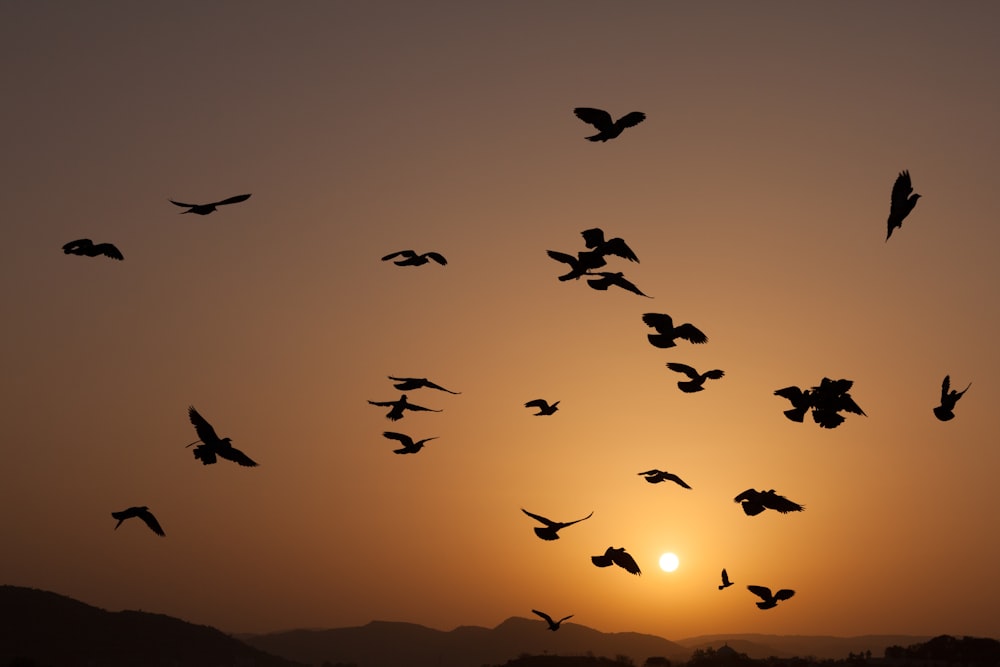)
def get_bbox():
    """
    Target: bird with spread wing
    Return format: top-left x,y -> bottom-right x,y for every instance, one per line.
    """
573,107 -> 646,142
111,506 -> 165,536
186,406 -> 258,467
521,508 -> 593,541
169,193 -> 251,215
